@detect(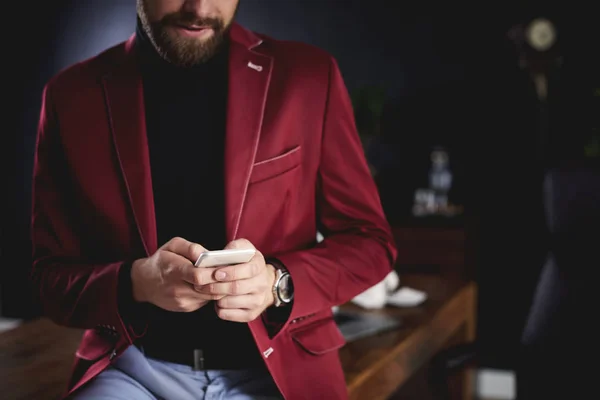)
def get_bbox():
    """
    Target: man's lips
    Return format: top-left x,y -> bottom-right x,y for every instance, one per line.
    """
171,24 -> 214,37
179,24 -> 208,30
